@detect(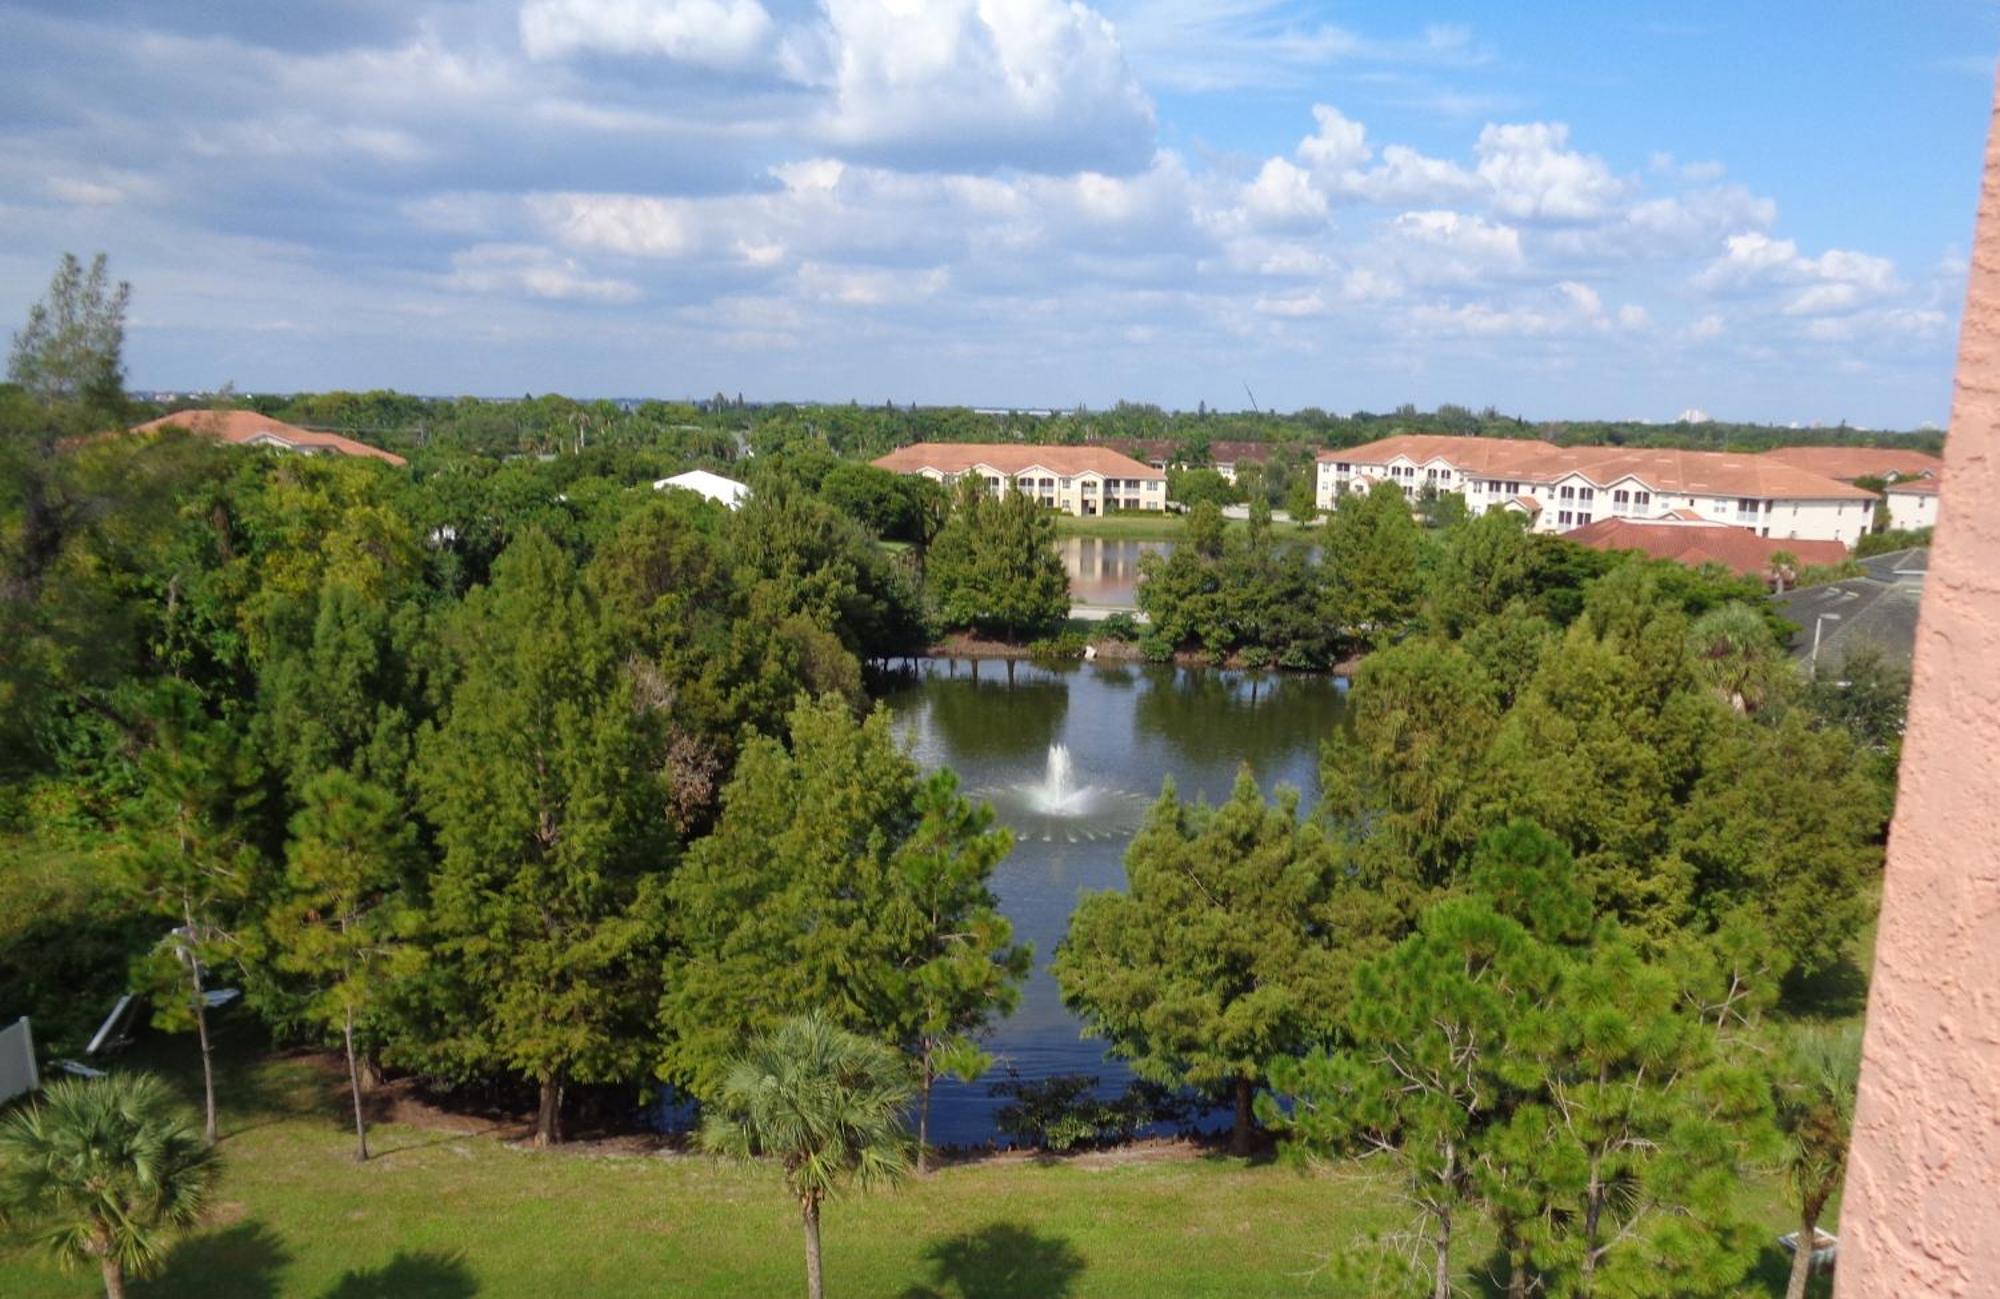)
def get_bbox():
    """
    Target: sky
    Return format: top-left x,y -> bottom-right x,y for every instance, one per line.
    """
0,1 -> 1994,425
